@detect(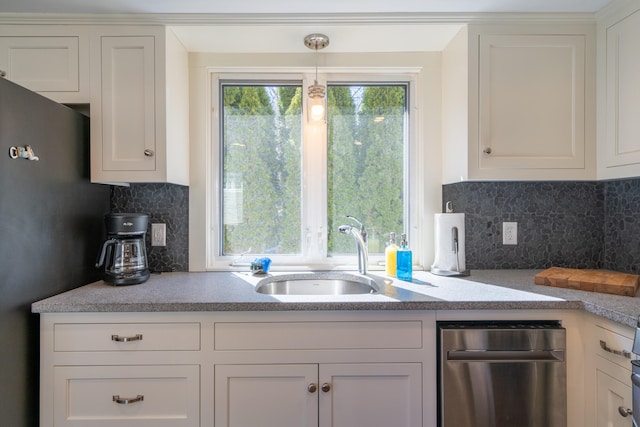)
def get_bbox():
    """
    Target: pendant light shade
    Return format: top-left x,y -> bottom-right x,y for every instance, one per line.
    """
304,34 -> 329,123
